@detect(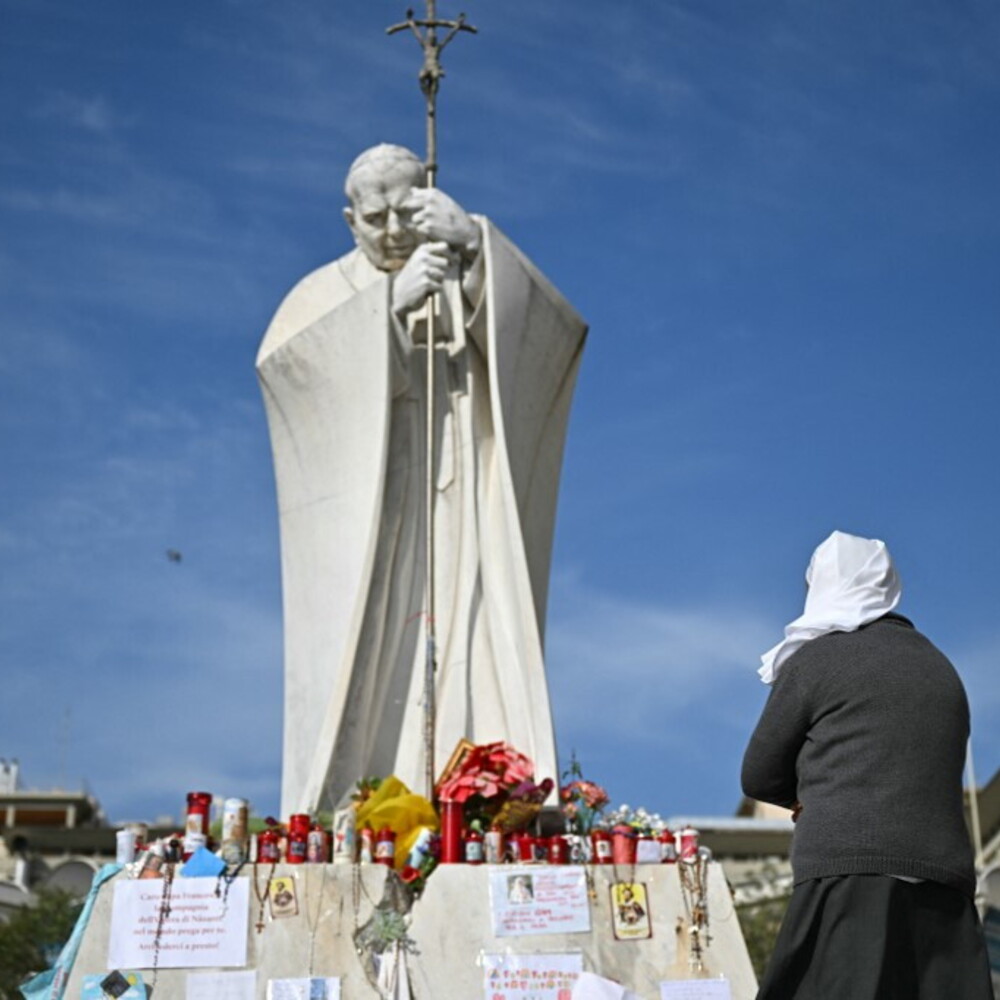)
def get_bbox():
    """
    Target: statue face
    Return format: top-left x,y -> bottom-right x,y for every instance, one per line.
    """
344,159 -> 425,271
